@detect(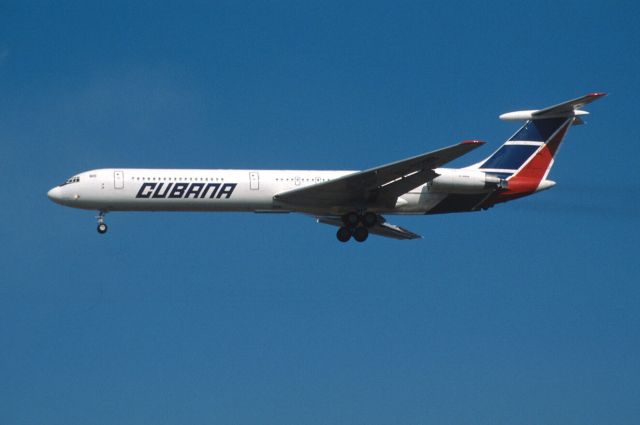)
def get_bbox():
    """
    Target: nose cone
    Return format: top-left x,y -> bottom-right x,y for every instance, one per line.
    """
47,186 -> 63,204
